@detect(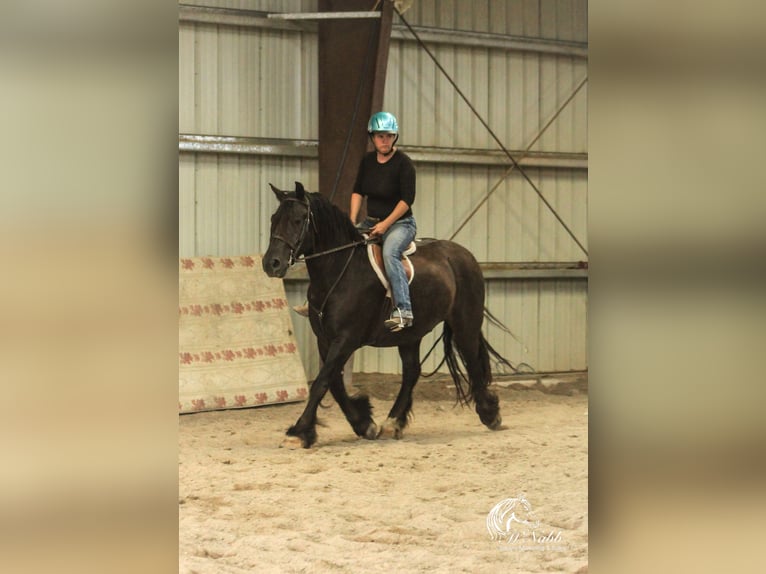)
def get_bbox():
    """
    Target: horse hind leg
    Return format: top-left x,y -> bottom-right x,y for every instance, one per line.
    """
447,324 -> 503,430
471,338 -> 503,430
379,341 -> 421,439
